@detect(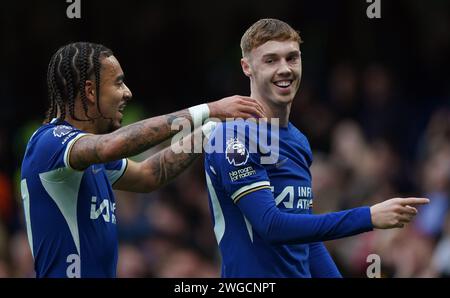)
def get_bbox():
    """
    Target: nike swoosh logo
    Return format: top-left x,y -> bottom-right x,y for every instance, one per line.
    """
275,158 -> 288,168
92,167 -> 102,174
